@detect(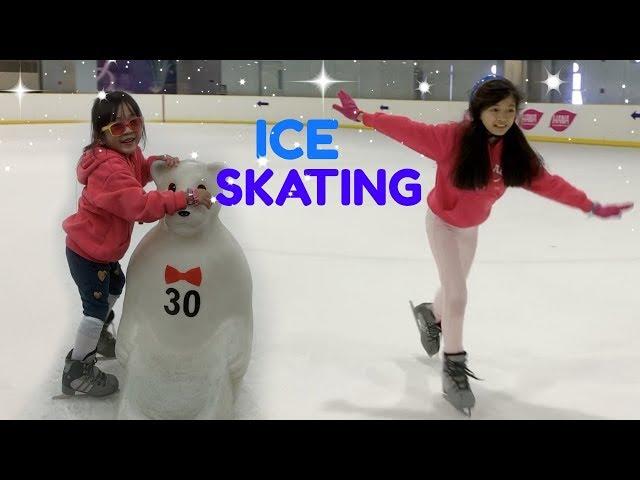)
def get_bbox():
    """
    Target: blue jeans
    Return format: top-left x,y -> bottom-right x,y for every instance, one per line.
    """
66,247 -> 126,320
